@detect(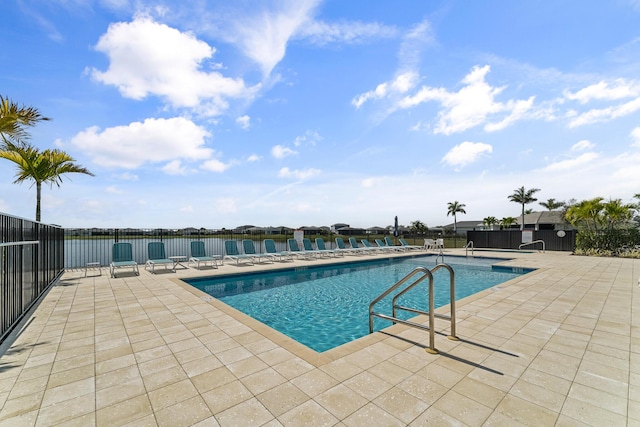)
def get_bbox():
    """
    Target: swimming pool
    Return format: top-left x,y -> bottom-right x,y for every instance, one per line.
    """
185,255 -> 533,352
